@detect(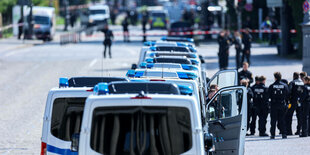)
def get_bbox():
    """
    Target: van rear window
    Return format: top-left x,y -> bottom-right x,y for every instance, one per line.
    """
50,98 -> 86,141
90,106 -> 192,155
